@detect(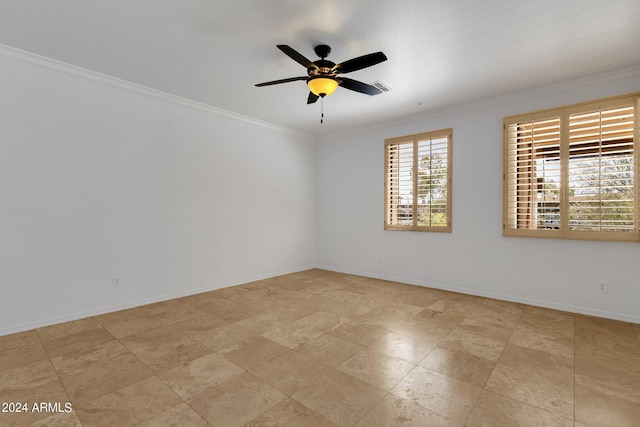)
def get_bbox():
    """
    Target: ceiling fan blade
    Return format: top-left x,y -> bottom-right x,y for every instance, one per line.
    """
339,77 -> 383,95
334,52 -> 387,74
255,76 -> 307,87
277,45 -> 319,70
307,92 -> 319,104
